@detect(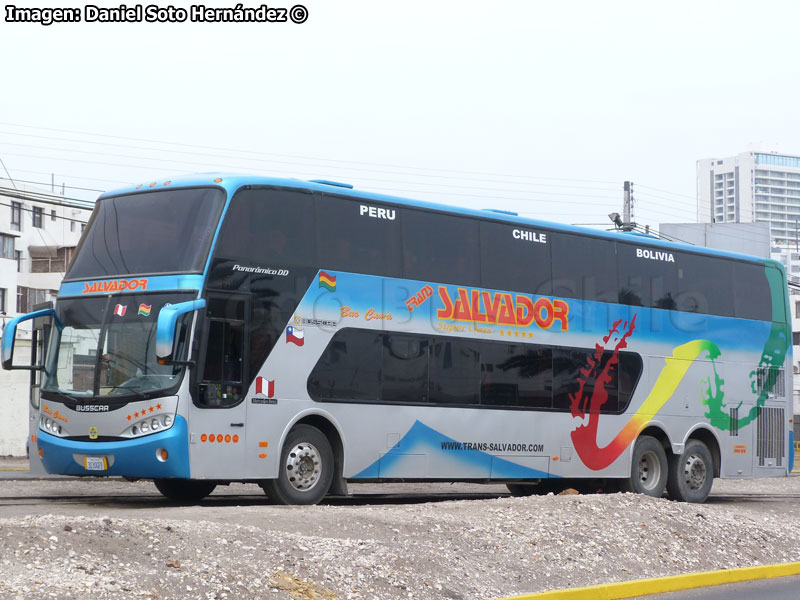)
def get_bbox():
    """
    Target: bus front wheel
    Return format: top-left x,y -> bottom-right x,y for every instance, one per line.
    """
666,439 -> 714,503
619,436 -> 667,497
154,478 -> 216,502
262,425 -> 334,505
